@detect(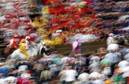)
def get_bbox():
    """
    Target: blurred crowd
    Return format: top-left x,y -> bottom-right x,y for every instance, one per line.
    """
1,0 -> 129,44
1,0 -> 129,84
94,0 -> 129,36
1,42 -> 129,84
